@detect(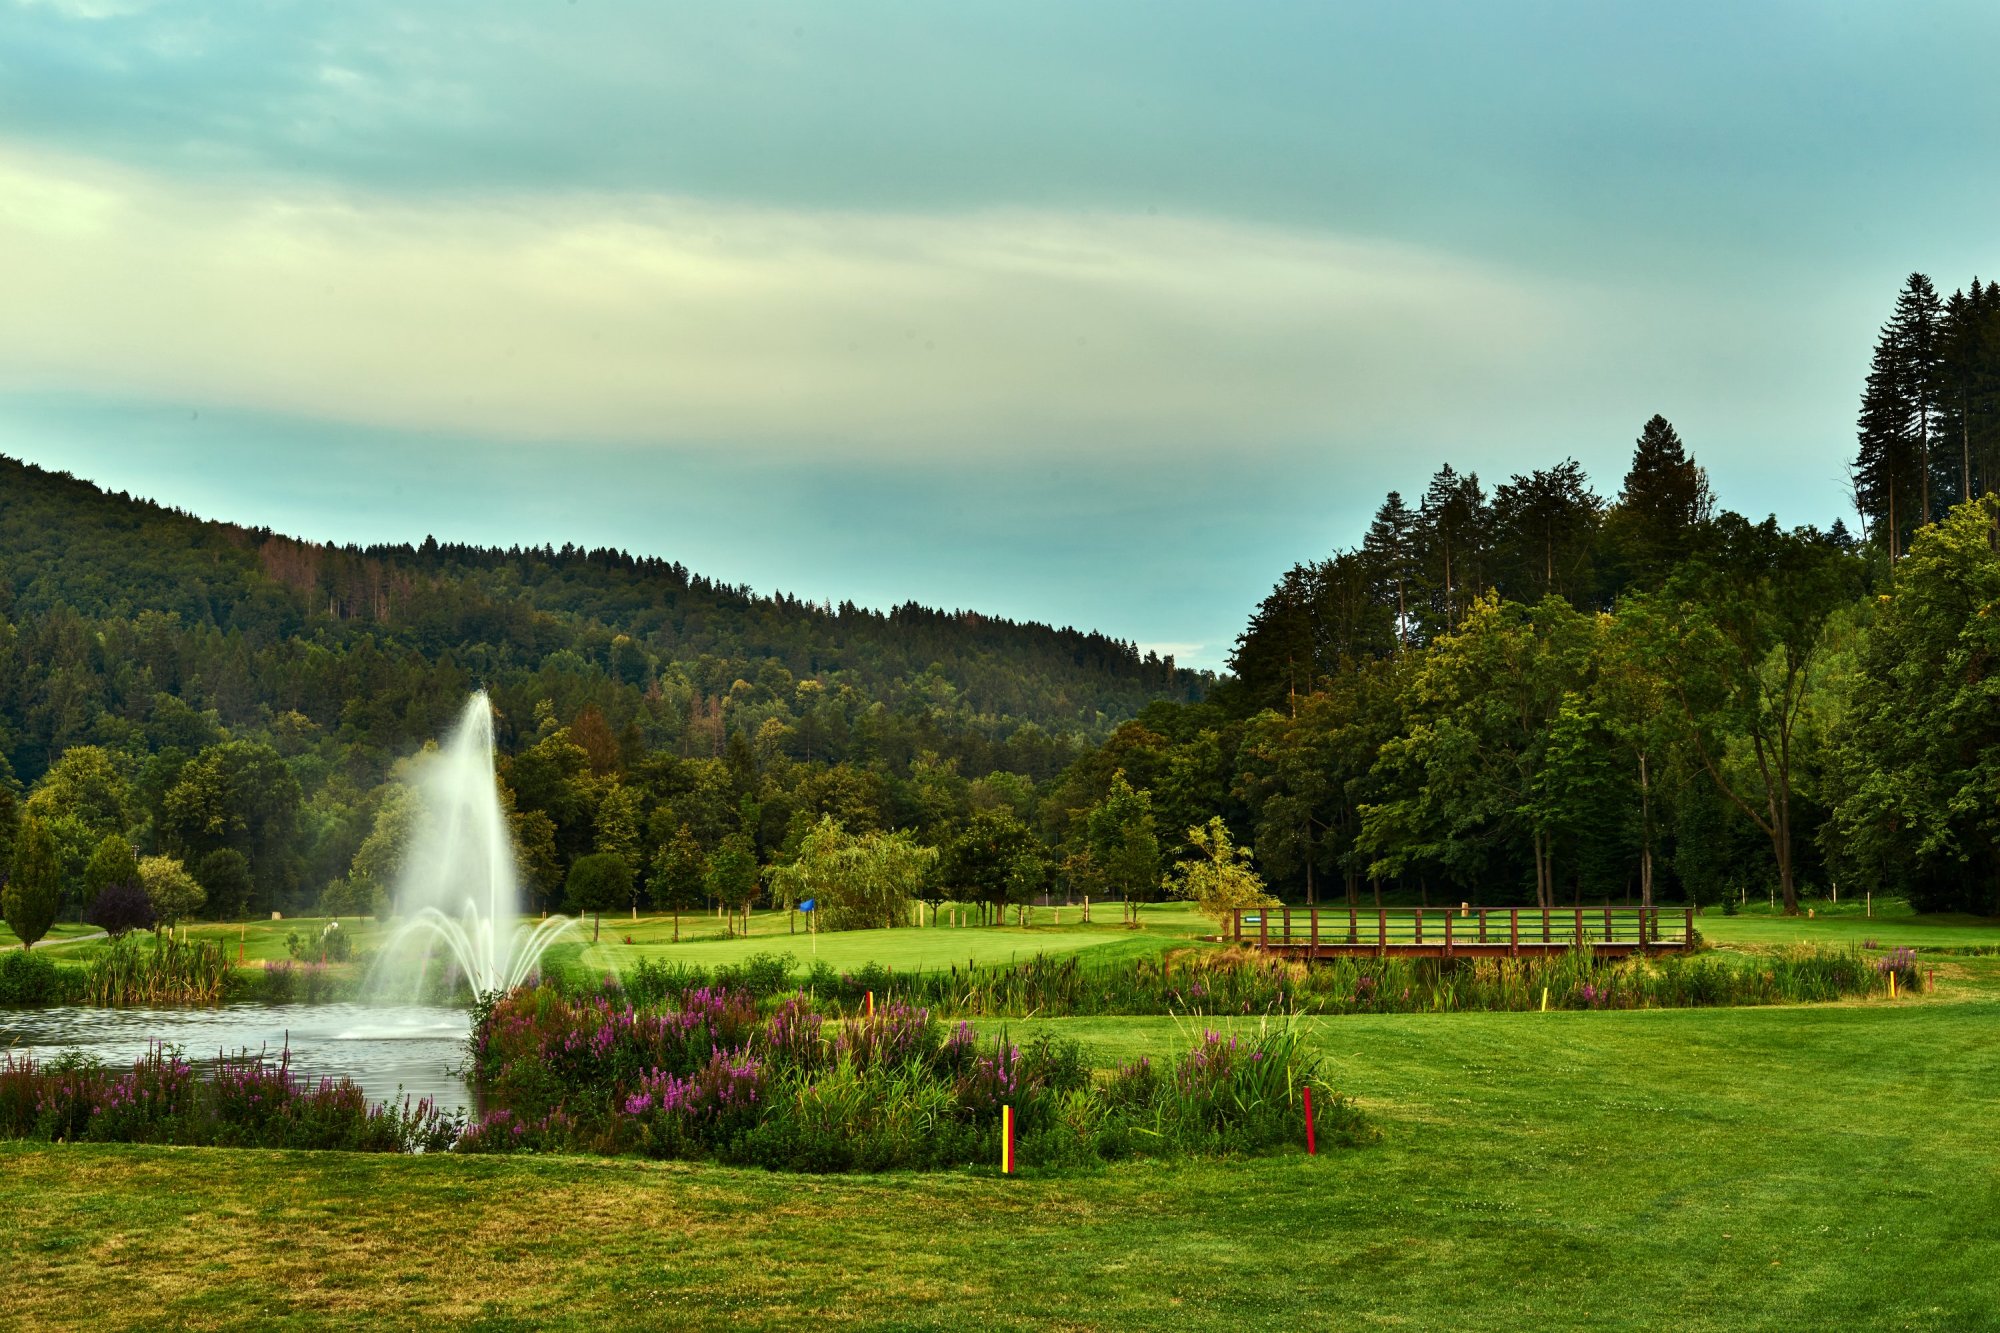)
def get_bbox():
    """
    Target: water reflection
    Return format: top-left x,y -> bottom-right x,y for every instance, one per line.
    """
0,1003 -> 473,1115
